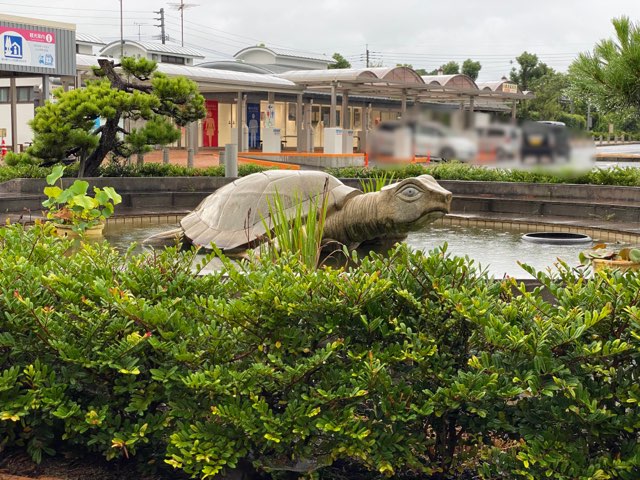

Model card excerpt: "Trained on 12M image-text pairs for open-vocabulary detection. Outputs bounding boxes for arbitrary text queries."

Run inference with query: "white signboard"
[501,83,518,94]
[0,26,56,69]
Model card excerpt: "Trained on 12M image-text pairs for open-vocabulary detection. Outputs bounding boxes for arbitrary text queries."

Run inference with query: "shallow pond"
[104,221,594,278]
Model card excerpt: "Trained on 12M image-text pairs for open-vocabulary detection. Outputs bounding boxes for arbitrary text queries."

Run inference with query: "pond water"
[104,221,592,278]
[404,224,587,278]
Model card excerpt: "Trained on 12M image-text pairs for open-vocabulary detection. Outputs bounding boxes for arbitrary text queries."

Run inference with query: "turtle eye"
[397,186,422,200]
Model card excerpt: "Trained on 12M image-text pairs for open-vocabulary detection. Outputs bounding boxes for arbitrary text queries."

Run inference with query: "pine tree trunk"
[78,117,120,177]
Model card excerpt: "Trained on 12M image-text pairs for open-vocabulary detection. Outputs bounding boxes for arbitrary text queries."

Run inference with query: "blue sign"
[39,53,54,66]
[4,35,23,59]
[247,103,261,149]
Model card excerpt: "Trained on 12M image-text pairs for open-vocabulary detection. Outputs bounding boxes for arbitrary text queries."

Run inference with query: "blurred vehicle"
[475,124,521,160]
[520,121,570,162]
[368,120,477,162]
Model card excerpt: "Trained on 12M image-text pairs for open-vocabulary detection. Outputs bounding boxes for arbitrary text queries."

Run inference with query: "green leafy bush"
[42,165,122,232]
[0,224,639,479]
[3,151,41,167]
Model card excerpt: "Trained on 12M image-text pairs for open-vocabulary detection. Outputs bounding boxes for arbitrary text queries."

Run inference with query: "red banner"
[203,100,218,147]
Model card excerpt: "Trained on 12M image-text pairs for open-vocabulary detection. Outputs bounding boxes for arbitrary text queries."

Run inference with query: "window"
[160,55,185,65]
[0,87,8,103]
[17,86,35,103]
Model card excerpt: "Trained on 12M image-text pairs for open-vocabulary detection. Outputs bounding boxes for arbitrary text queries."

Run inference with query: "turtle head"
[377,174,452,231]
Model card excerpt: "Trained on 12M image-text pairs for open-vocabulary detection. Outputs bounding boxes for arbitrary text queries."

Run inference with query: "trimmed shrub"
[0,224,639,479]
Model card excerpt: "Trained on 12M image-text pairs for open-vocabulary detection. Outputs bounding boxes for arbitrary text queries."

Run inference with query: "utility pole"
[366,44,370,68]
[119,0,124,58]
[169,0,198,47]
[154,8,166,44]
[134,22,146,41]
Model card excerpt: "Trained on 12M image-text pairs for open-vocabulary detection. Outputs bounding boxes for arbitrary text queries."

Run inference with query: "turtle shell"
[180,170,361,250]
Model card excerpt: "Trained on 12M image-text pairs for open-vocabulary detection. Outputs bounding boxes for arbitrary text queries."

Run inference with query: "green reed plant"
[259,180,330,270]
[359,170,396,193]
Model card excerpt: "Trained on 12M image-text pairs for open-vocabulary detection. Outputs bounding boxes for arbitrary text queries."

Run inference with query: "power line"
[175,15,334,59]
[164,26,244,53]
[164,18,248,48]
[0,1,150,13]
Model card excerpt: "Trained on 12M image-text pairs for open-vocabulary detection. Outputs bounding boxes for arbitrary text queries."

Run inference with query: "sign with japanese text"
[0,26,56,69]
[247,103,260,149]
[203,100,218,147]
[501,83,518,94]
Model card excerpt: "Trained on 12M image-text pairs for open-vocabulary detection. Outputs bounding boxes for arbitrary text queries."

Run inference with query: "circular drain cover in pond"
[522,232,592,245]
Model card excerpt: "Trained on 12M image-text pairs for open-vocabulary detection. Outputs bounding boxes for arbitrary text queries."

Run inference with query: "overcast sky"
[6,0,640,81]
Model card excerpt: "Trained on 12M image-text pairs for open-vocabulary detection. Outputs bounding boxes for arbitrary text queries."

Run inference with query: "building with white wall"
[233,46,334,71]
[99,40,204,66]
[75,33,105,55]
[0,76,40,147]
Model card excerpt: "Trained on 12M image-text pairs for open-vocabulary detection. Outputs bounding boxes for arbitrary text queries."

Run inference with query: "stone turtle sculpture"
[144,170,452,251]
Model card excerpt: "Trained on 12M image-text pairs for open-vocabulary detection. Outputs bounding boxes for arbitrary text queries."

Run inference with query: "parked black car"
[520,121,570,162]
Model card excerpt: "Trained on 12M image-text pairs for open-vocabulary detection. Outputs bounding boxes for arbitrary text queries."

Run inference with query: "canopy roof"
[279,67,530,103]
[75,54,301,93]
[74,56,530,102]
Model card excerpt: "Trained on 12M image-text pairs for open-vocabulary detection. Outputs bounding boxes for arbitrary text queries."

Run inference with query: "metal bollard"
[225,144,238,177]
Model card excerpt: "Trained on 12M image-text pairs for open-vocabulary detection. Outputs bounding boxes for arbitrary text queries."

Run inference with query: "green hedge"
[7,161,640,188]
[98,162,269,178]
[330,163,640,187]
[0,162,268,182]
[1,224,639,479]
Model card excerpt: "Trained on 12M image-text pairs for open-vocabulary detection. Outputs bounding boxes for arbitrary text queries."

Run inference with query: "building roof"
[196,61,299,75]
[75,54,300,93]
[268,47,334,63]
[277,68,381,83]
[234,45,334,64]
[76,32,106,46]
[421,74,479,92]
[99,40,205,59]
[0,13,75,30]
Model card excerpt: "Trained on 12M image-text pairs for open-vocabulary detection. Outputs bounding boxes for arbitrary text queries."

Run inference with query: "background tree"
[509,51,551,91]
[427,61,460,75]
[440,60,460,74]
[27,57,205,177]
[522,71,587,126]
[569,16,640,118]
[329,53,351,69]
[461,58,481,80]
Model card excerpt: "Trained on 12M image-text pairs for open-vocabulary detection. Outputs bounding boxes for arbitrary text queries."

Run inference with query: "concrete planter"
[592,258,640,273]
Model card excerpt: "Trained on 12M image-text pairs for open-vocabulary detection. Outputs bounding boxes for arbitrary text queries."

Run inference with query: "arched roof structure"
[476,79,521,94]
[421,74,479,92]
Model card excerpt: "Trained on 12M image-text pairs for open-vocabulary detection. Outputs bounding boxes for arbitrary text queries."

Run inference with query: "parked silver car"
[475,124,522,160]
[369,120,477,161]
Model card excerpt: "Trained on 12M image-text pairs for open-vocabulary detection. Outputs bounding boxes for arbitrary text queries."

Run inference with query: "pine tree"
[28,57,205,177]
